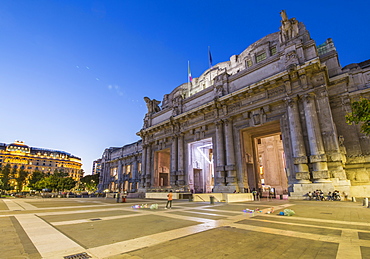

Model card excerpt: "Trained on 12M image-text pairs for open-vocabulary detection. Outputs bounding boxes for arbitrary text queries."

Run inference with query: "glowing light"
[196,143,213,164]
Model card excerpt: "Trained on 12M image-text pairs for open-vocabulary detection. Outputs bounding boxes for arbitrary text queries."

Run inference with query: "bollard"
[352,197,356,202]
[210,196,215,205]
[363,197,368,207]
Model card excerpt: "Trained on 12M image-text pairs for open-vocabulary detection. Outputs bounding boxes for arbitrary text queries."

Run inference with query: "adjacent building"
[92,158,102,175]
[98,11,370,198]
[0,141,83,181]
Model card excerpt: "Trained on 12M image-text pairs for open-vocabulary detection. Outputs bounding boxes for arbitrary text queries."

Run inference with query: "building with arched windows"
[98,11,370,198]
[0,141,83,181]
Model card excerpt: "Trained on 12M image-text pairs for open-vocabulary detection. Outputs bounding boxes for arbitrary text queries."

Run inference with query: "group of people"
[307,190,347,201]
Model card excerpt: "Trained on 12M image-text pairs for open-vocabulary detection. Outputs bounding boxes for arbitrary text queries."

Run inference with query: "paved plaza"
[1,196,370,259]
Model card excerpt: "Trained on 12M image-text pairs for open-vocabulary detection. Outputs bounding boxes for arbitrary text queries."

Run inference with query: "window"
[270,46,277,56]
[246,60,252,67]
[256,52,266,63]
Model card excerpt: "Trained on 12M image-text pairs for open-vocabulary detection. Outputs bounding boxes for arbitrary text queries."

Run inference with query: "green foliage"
[0,164,13,190]
[28,171,46,191]
[36,174,76,192]
[80,173,99,191]
[346,98,370,135]
[58,177,77,191]
[15,167,28,191]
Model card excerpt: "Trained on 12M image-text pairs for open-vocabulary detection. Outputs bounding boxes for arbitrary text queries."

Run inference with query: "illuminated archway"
[188,138,214,193]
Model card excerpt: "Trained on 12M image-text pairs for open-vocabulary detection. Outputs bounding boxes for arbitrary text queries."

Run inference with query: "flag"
[208,46,213,68]
[188,61,192,83]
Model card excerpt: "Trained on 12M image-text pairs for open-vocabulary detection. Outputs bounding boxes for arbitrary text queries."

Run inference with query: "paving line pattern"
[4,200,370,259]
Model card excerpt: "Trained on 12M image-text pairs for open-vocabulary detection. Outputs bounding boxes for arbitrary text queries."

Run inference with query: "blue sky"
[1,0,369,175]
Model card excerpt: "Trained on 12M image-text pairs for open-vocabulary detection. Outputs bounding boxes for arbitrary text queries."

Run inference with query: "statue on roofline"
[279,10,299,43]
[144,97,161,114]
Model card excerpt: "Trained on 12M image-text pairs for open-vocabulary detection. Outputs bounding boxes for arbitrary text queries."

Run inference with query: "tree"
[15,167,28,191]
[58,177,77,191]
[35,173,76,192]
[80,173,99,191]
[346,98,370,135]
[0,164,13,191]
[28,171,46,191]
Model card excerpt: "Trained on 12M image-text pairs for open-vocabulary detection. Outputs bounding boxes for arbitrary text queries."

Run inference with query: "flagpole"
[208,46,212,69]
[188,60,190,86]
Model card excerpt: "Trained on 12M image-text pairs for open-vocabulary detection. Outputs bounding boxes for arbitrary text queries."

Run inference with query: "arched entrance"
[188,138,214,193]
[154,148,170,187]
[242,121,288,196]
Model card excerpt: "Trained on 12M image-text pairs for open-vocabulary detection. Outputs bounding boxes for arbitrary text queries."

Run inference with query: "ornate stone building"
[98,141,142,193]
[99,11,370,198]
[0,141,83,181]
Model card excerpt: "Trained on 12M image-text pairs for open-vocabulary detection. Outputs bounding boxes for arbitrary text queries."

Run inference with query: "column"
[303,93,329,182]
[224,118,237,188]
[215,120,226,187]
[145,144,152,188]
[177,134,185,186]
[132,160,139,191]
[117,162,123,191]
[170,135,178,186]
[122,163,127,191]
[286,97,310,183]
[140,145,147,188]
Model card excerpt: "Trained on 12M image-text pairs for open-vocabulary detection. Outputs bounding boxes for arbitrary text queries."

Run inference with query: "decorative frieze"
[312,170,330,179]
[293,156,308,164]
[268,85,285,98]
[309,154,327,163]
[228,102,241,113]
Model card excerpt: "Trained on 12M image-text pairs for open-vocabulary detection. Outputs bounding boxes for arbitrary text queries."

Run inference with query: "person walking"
[165,190,173,209]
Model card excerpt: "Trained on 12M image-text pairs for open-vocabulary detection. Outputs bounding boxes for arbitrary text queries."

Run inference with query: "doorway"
[154,148,170,187]
[256,134,288,195]
[188,138,214,193]
[241,121,288,195]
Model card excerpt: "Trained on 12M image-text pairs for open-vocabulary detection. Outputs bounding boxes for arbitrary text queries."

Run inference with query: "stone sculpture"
[279,10,299,43]
[144,97,161,114]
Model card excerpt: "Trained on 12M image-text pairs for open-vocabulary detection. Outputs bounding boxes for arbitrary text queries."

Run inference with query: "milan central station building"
[98,12,370,199]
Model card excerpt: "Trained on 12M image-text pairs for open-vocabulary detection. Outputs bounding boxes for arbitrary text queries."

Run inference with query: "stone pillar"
[302,93,329,182]
[122,163,127,191]
[100,163,110,191]
[132,159,138,191]
[215,120,226,187]
[177,134,185,186]
[145,144,152,188]
[117,162,123,191]
[317,90,346,180]
[224,118,237,189]
[170,135,178,186]
[105,165,113,191]
[141,145,147,188]
[286,97,310,183]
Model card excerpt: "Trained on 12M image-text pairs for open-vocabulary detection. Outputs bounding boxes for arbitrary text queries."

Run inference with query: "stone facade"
[98,141,142,193]
[0,141,83,183]
[99,11,370,198]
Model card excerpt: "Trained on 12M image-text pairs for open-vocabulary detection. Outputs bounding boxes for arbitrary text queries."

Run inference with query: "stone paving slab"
[280,201,370,222]
[2,198,370,258]
[361,246,370,258]
[255,215,370,231]
[27,200,103,208]
[0,199,9,210]
[40,209,136,222]
[55,214,200,249]
[121,226,339,259]
[167,210,227,220]
[237,218,342,236]
[0,216,41,259]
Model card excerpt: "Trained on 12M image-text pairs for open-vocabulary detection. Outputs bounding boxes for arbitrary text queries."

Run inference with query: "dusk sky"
[1,0,369,175]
